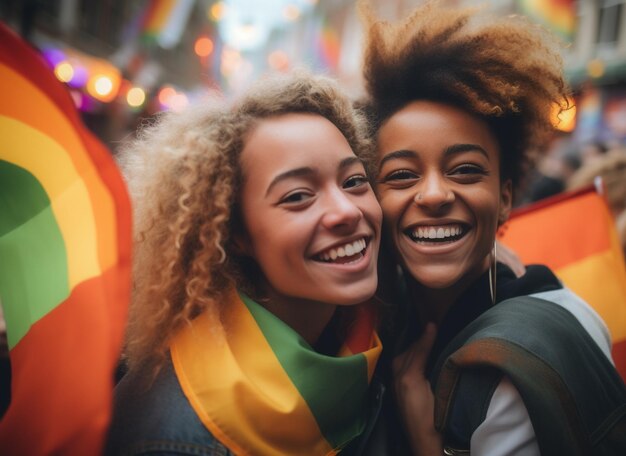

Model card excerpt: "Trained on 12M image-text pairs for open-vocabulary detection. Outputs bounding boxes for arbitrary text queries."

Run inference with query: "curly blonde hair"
[358,0,570,188]
[119,71,372,374]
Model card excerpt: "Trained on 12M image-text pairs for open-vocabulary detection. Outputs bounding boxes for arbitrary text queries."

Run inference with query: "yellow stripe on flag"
[171,290,333,456]
[0,63,119,273]
[1,117,101,287]
[557,249,626,342]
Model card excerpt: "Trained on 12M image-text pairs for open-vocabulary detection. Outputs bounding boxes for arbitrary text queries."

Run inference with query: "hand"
[496,241,526,278]
[392,323,442,456]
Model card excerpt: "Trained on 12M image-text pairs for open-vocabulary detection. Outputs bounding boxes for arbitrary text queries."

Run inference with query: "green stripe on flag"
[240,293,368,448]
[0,160,70,349]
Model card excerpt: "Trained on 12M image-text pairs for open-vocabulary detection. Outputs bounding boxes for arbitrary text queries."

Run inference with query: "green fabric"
[0,160,69,349]
[239,292,369,449]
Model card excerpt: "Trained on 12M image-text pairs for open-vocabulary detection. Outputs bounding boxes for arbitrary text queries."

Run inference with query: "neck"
[407,261,491,325]
[261,288,338,346]
[408,281,462,325]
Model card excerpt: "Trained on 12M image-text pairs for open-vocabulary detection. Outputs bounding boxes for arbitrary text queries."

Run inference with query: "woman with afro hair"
[358,1,626,454]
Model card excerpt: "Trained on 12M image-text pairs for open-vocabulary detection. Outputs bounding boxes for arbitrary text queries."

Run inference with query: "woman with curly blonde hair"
[105,71,388,455]
[358,1,626,454]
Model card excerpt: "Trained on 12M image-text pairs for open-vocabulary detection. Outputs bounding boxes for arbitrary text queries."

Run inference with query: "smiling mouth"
[405,224,468,244]
[314,238,369,264]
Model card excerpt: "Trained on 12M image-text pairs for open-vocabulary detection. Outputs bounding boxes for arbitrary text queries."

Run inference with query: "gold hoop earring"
[488,241,497,305]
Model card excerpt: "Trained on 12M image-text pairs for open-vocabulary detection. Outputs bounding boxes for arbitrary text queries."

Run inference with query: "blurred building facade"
[3,0,626,152]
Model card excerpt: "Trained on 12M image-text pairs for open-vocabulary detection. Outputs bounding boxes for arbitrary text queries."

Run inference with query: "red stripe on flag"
[613,340,626,383]
[0,270,127,455]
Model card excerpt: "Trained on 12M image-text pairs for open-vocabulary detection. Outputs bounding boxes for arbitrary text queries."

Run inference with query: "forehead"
[377,101,499,157]
[240,113,356,175]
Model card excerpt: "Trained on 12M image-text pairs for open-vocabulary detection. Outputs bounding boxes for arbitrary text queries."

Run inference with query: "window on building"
[597,0,623,45]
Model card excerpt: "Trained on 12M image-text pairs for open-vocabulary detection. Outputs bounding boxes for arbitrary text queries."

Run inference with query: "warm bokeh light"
[209,1,227,21]
[284,5,301,21]
[86,69,121,103]
[194,36,214,57]
[552,98,577,132]
[54,61,74,83]
[587,59,605,79]
[168,93,189,112]
[158,86,177,105]
[221,47,243,77]
[126,87,146,107]
[94,76,113,96]
[268,50,290,71]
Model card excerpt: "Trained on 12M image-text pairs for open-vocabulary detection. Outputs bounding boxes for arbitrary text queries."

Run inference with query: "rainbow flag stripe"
[499,185,626,380]
[0,23,131,454]
[141,0,177,41]
[518,0,576,40]
[171,290,381,455]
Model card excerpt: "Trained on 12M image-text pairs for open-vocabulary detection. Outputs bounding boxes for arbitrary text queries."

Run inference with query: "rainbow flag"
[0,23,131,454]
[518,0,576,41]
[141,0,195,49]
[171,291,381,455]
[315,17,340,71]
[499,185,626,380]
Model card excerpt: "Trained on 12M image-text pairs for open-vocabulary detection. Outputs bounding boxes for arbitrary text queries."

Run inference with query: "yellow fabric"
[0,117,102,288]
[171,290,335,456]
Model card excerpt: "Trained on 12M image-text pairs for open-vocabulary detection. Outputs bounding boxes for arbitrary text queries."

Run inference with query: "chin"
[406,266,464,291]
[329,282,378,306]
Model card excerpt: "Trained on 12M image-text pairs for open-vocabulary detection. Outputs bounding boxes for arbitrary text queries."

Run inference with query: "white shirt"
[470,288,613,456]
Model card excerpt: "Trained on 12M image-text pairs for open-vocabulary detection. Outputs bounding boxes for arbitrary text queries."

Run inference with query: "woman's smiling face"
[237,113,382,311]
[375,101,512,293]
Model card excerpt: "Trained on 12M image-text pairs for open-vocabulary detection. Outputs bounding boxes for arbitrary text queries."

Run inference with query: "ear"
[498,179,513,226]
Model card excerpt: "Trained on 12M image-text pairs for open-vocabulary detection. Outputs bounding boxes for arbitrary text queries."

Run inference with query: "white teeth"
[317,238,367,262]
[411,224,464,241]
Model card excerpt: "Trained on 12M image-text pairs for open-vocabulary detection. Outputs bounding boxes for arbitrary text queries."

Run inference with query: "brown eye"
[279,191,313,205]
[381,169,418,183]
[344,175,368,189]
[451,164,487,175]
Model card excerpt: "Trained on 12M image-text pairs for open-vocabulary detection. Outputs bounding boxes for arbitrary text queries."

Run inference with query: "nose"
[321,187,362,230]
[414,173,455,210]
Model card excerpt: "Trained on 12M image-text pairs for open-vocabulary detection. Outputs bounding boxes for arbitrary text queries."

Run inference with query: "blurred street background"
[2,0,626,214]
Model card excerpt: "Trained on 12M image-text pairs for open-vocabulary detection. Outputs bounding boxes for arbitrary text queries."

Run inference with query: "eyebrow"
[378,143,489,171]
[265,156,363,196]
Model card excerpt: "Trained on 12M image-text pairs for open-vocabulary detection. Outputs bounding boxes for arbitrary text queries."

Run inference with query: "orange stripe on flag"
[0,271,125,454]
[500,189,611,270]
[499,185,626,380]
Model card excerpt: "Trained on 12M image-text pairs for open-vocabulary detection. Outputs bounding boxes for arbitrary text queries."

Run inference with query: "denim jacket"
[105,357,386,456]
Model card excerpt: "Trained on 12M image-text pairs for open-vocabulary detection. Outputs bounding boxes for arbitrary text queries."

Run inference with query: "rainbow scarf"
[170,290,382,455]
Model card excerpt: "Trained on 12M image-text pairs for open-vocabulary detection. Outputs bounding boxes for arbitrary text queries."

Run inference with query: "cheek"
[472,189,503,231]
[378,191,408,226]
[363,193,383,228]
